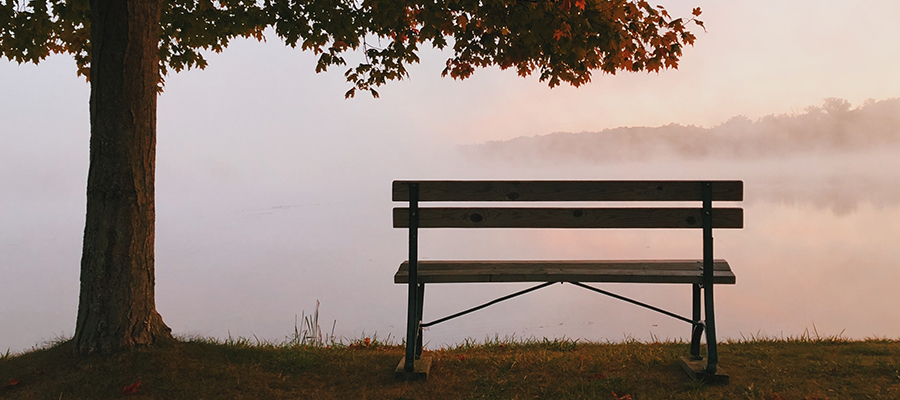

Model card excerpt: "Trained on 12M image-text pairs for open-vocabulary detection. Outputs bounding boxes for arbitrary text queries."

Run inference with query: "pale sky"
[1,0,899,353]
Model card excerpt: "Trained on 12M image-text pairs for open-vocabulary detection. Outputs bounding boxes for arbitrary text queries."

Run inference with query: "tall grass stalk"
[287,300,335,347]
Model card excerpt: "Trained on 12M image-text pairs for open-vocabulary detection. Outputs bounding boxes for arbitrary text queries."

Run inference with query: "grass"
[2,333,899,399]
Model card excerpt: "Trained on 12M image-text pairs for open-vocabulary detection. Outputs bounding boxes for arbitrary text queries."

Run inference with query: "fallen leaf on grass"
[611,391,633,400]
[7,378,19,387]
[123,381,141,395]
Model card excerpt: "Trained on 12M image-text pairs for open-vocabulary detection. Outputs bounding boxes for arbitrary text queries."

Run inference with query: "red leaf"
[123,381,142,395]
[692,7,702,16]
[8,378,19,386]
[553,22,572,41]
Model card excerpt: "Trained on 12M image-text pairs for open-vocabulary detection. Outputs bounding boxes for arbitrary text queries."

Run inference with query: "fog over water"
[447,99,900,346]
[3,0,900,354]
[3,90,899,353]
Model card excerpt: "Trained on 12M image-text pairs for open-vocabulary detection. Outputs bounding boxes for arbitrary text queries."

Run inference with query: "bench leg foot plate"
[395,356,432,381]
[679,356,729,385]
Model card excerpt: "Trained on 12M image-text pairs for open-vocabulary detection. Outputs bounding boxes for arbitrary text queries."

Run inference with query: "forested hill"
[463,98,900,164]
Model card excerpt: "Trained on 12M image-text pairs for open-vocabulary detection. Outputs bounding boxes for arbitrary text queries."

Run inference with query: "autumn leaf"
[553,22,572,40]
[7,378,19,386]
[123,381,141,395]
[692,7,702,16]
[693,19,705,32]
[611,391,634,400]
[575,0,586,11]
[645,57,663,72]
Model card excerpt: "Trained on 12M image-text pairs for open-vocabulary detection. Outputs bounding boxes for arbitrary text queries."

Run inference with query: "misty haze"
[3,91,900,354]
[464,98,900,214]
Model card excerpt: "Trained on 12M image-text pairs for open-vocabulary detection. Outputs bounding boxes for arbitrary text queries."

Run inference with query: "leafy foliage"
[1,0,702,95]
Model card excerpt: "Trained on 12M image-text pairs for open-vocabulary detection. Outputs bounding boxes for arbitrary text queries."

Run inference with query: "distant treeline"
[463,98,900,163]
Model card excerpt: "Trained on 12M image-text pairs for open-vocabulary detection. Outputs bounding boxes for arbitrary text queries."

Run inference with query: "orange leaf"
[575,0,586,10]
[8,378,19,386]
[553,22,572,40]
[123,381,142,395]
[611,392,634,400]
[692,7,702,16]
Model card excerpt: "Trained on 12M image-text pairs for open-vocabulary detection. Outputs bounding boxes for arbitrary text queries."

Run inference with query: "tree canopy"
[2,0,703,96]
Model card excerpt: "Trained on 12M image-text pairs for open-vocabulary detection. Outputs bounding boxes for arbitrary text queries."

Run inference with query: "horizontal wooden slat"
[395,260,736,284]
[393,180,743,202]
[394,207,743,229]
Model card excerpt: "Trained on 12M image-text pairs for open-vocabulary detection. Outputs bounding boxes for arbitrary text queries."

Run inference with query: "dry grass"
[1,334,899,399]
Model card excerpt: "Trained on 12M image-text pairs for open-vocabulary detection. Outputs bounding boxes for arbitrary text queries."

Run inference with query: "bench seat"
[395,260,736,284]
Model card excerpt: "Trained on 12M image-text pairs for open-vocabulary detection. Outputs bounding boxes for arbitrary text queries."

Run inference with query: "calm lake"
[3,132,899,354]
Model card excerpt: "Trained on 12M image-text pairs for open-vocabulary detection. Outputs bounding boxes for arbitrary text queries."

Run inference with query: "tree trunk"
[73,0,171,355]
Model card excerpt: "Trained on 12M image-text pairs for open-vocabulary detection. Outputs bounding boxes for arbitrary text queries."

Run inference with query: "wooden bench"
[392,180,742,382]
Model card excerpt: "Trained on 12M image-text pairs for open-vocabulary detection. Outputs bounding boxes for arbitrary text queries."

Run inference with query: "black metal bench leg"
[701,181,720,376]
[690,283,703,360]
[403,281,418,372]
[415,283,425,359]
[403,183,419,373]
[704,282,719,374]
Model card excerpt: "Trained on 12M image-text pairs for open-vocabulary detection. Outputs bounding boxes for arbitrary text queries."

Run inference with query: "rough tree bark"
[73,0,172,355]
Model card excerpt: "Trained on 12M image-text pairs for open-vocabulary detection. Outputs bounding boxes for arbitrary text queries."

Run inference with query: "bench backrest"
[393,181,743,230]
